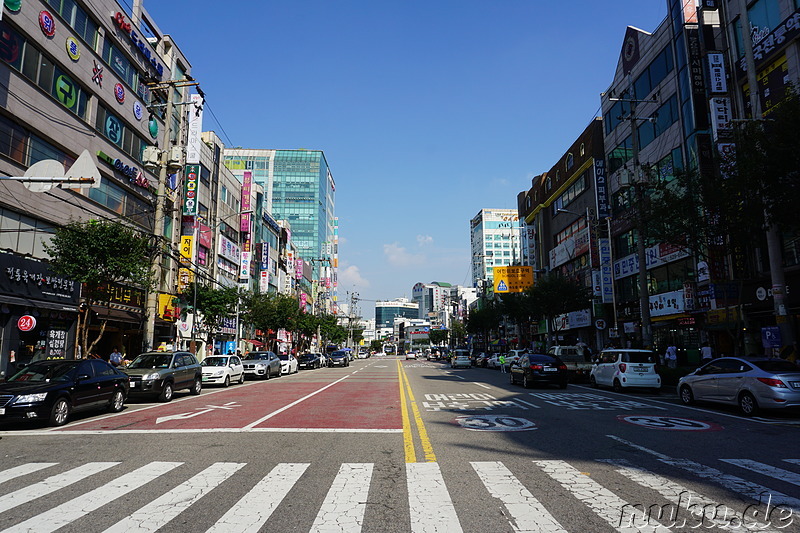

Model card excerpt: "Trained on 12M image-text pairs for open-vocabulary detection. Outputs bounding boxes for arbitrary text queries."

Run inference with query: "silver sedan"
[677,357,800,416]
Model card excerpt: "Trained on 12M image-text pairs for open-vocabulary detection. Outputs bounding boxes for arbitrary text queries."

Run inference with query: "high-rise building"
[470,209,522,289]
[375,299,419,328]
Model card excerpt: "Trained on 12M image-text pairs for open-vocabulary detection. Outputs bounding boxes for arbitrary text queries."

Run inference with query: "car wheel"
[679,386,694,405]
[264,369,271,380]
[223,375,230,388]
[523,375,530,389]
[108,390,125,412]
[159,382,174,402]
[509,372,515,385]
[191,378,202,395]
[739,391,758,417]
[589,375,598,388]
[612,379,623,393]
[239,372,245,384]
[49,397,70,426]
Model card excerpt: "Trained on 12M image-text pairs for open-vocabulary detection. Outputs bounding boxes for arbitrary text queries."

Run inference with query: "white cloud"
[416,234,434,247]
[338,264,370,289]
[384,242,426,267]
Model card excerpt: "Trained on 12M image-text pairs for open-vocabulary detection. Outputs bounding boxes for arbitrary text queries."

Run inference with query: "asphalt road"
[0,356,799,532]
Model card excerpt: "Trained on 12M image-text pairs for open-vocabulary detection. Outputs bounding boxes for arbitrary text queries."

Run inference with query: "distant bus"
[383,343,396,355]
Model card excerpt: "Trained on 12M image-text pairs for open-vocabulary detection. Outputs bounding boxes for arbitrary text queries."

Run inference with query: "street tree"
[465,301,501,350]
[524,273,592,345]
[428,329,448,347]
[241,292,300,352]
[44,219,152,359]
[182,282,240,351]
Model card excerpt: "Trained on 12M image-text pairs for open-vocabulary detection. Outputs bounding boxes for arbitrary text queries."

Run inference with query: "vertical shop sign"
[183,165,199,216]
[594,159,610,219]
[707,52,727,93]
[598,237,613,304]
[186,94,203,164]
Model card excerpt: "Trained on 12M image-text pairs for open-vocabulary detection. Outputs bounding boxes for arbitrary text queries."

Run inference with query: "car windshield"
[202,357,228,367]
[622,352,657,364]
[331,352,346,357]
[530,355,558,364]
[9,362,78,383]
[244,353,269,360]
[752,360,800,372]
[127,354,173,369]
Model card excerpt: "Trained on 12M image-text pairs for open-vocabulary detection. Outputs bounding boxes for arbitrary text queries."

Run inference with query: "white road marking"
[0,463,57,485]
[603,459,780,532]
[4,461,183,533]
[310,463,373,532]
[104,462,245,533]
[608,436,800,512]
[720,459,800,487]
[406,462,463,533]
[207,463,308,533]
[472,382,492,389]
[244,374,353,428]
[0,427,403,436]
[471,461,566,532]
[534,460,672,533]
[514,398,540,409]
[0,462,118,514]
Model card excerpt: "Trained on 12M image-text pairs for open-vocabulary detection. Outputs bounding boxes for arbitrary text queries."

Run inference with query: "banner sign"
[295,258,304,280]
[649,290,685,317]
[183,164,199,216]
[1,254,79,306]
[186,94,204,164]
[218,235,241,263]
[598,237,614,304]
[180,235,193,264]
[259,270,269,292]
[707,52,727,93]
[614,244,690,280]
[594,159,611,219]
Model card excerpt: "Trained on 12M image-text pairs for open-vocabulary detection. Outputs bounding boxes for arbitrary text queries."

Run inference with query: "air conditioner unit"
[167,146,183,169]
[142,146,161,170]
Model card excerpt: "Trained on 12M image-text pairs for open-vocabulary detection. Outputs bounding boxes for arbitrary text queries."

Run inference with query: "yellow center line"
[397,360,416,463]
[397,360,437,463]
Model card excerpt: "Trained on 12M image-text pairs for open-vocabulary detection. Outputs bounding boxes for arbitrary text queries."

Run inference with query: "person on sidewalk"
[700,342,713,362]
[665,344,678,369]
[499,354,507,373]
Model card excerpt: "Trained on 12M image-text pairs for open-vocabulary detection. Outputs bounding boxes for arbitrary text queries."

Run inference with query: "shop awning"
[0,294,78,313]
[245,339,264,347]
[91,305,143,324]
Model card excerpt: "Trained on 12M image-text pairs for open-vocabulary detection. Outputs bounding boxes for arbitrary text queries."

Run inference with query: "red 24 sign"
[17,315,36,332]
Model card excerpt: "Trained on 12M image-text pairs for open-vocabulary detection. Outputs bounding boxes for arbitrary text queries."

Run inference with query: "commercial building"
[375,298,419,329]
[469,208,522,293]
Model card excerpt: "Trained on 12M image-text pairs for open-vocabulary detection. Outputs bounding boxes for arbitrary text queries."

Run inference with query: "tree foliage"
[44,219,152,358]
[428,329,448,346]
[183,282,240,347]
[524,273,592,336]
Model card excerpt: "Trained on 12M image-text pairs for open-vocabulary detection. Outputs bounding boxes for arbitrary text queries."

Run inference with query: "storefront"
[0,254,80,378]
[87,282,146,360]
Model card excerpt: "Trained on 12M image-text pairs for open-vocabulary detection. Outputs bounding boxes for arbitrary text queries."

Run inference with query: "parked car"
[487,354,500,369]
[590,349,661,392]
[242,351,281,379]
[406,351,417,360]
[510,353,569,389]
[547,345,593,381]
[475,353,491,367]
[298,353,323,369]
[0,359,128,426]
[451,354,472,369]
[328,350,350,367]
[124,351,202,402]
[678,357,800,416]
[201,355,244,387]
[278,354,299,375]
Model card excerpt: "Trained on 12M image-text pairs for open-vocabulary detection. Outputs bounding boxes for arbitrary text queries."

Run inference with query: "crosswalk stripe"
[534,460,672,533]
[658,458,800,512]
[603,459,781,533]
[471,461,566,533]
[103,462,246,533]
[406,462,462,533]
[3,461,182,533]
[721,459,800,487]
[0,463,57,485]
[0,462,118,514]
[310,463,373,532]
[206,463,309,533]
[784,459,800,466]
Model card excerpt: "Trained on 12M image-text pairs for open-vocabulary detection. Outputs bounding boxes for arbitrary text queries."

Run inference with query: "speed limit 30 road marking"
[618,415,723,431]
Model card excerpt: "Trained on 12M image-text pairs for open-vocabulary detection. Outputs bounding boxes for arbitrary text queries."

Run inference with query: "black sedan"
[328,350,350,367]
[510,353,569,389]
[0,359,129,426]
[298,353,323,369]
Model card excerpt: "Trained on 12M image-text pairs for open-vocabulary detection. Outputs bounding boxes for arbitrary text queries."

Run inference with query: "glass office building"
[223,149,336,271]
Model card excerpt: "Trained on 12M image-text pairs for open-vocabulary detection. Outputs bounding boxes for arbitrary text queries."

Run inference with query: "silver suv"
[124,351,202,402]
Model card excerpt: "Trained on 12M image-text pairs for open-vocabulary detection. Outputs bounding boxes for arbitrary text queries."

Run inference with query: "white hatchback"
[590,349,661,392]
[201,355,245,387]
[278,354,299,374]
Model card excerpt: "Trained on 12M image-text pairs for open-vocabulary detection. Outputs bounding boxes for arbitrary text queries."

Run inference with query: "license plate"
[130,382,136,388]
[0,408,5,415]
[791,381,800,389]
[544,367,558,372]
[632,366,648,372]
[202,377,210,382]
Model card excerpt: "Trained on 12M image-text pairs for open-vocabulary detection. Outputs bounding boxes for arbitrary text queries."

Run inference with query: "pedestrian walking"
[700,342,713,362]
[665,344,678,369]
[499,353,507,373]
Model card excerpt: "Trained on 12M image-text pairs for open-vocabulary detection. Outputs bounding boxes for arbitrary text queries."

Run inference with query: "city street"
[0,356,799,532]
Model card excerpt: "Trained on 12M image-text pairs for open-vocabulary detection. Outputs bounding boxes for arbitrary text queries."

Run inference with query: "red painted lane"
[256,380,401,429]
[57,374,401,431]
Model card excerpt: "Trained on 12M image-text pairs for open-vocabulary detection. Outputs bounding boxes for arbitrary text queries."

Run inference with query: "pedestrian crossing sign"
[493,266,534,293]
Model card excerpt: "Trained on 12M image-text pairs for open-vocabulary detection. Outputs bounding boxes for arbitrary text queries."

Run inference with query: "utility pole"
[142,78,202,352]
[737,0,794,349]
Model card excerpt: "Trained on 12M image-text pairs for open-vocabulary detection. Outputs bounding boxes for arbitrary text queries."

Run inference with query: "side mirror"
[76,374,91,381]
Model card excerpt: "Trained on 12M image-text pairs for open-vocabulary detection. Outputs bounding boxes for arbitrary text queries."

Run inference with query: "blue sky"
[142,1,668,306]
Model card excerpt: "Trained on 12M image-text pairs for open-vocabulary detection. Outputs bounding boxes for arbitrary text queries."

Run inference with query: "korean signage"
[94,282,145,309]
[613,244,690,280]
[178,268,194,293]
[183,165,199,216]
[493,266,534,293]
[709,97,732,141]
[594,159,610,219]
[198,224,212,249]
[96,151,149,190]
[219,317,237,335]
[598,237,614,304]
[180,236,193,264]
[735,9,800,77]
[295,258,304,280]
[649,290,685,318]
[1,254,80,307]
[158,293,180,320]
[46,327,68,359]
[549,229,588,269]
[259,270,269,293]
[186,94,203,164]
[553,309,591,331]
[112,12,164,78]
[218,235,241,264]
[706,52,727,93]
[240,252,251,281]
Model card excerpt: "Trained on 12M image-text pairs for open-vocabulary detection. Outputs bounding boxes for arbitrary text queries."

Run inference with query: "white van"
[590,349,661,392]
